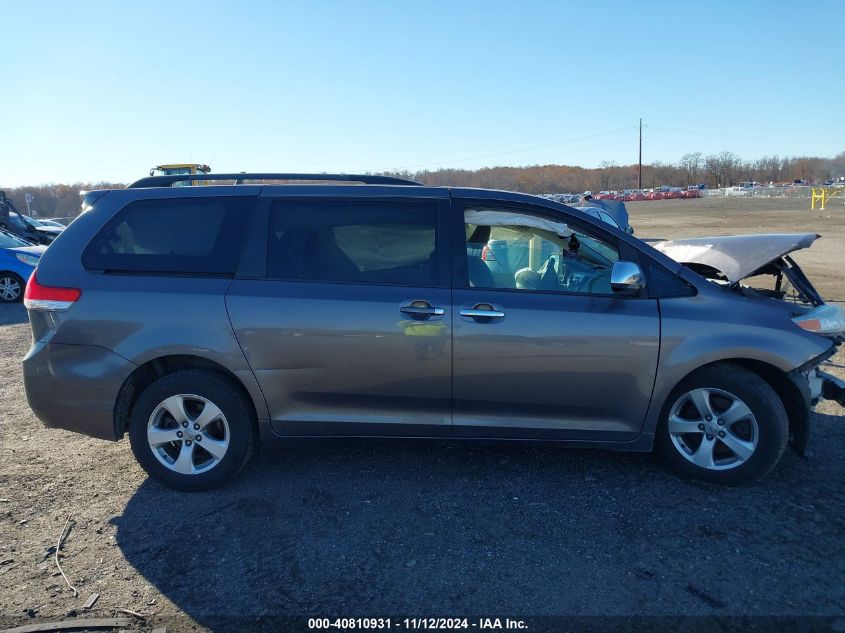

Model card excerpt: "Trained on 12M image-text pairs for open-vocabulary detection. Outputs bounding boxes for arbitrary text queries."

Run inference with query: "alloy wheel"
[668,387,758,470]
[147,394,230,475]
[0,276,21,301]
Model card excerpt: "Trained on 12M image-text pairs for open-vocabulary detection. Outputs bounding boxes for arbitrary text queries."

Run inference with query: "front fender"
[643,292,832,437]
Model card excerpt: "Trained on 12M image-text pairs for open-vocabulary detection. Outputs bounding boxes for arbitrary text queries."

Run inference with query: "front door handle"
[460,303,505,320]
[400,300,445,319]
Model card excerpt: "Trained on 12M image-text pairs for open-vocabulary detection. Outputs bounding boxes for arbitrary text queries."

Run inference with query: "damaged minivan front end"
[654,232,845,412]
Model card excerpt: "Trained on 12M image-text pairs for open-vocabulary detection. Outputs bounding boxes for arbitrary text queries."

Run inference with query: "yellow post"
[811,188,826,210]
[812,188,842,210]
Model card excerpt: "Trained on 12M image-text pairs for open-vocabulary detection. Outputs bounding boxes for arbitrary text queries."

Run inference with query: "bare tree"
[679,152,703,185]
[703,155,722,187]
[716,152,741,187]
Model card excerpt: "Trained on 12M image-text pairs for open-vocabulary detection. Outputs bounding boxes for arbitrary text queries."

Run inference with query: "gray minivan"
[22,174,845,490]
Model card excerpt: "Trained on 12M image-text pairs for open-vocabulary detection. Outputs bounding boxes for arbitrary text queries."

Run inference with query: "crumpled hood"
[652,233,819,283]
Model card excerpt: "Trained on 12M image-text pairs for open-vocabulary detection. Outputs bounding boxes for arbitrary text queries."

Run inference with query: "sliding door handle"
[460,309,505,318]
[400,300,445,319]
[460,303,505,320]
[401,305,445,316]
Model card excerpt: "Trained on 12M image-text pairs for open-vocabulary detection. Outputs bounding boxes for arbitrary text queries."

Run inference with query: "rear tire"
[655,363,788,485]
[0,272,24,303]
[128,370,256,491]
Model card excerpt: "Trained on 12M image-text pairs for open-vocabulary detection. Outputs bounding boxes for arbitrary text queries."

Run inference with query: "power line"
[647,124,816,145]
[522,136,640,165]
[642,134,767,152]
[387,126,638,171]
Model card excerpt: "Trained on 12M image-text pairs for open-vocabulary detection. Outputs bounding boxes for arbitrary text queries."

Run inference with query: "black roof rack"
[127,173,421,189]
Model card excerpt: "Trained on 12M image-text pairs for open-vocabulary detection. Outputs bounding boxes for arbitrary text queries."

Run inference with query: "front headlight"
[793,304,845,337]
[15,253,40,267]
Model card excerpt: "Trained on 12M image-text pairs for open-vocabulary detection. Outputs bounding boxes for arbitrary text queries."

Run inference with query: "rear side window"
[268,200,438,286]
[83,197,254,274]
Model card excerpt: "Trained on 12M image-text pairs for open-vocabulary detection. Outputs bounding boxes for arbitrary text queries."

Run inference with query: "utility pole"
[638,118,643,190]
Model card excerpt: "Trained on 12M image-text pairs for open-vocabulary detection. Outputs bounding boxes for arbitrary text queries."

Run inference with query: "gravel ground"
[1,198,844,632]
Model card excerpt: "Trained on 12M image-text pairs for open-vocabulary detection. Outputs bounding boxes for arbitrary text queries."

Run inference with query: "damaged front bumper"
[811,368,845,407]
[788,350,841,456]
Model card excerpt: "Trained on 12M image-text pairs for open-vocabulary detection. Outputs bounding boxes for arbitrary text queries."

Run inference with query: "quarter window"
[82,197,254,274]
[267,200,438,286]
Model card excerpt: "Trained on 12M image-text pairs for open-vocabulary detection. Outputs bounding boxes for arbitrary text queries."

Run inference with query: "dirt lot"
[1,197,844,632]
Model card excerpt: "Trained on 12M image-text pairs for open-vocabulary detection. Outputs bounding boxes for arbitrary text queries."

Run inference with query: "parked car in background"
[576,206,622,229]
[36,218,67,229]
[0,212,63,244]
[52,216,78,226]
[0,229,43,302]
[579,196,634,234]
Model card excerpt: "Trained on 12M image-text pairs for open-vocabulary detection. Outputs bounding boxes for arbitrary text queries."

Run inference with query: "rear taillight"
[481,245,496,261]
[23,271,81,312]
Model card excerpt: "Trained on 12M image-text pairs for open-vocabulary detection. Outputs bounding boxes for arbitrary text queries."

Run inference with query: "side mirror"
[626,226,635,235]
[610,261,645,294]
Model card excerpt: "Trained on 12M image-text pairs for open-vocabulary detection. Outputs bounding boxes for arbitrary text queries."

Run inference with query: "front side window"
[82,196,254,274]
[268,200,437,286]
[464,207,619,294]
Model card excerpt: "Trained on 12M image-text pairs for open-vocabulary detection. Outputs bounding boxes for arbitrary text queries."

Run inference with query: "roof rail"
[127,173,421,188]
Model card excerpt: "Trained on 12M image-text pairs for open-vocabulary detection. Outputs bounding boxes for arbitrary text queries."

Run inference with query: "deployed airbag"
[465,208,573,238]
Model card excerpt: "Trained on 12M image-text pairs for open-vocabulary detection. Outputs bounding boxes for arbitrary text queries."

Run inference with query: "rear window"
[82,197,255,274]
[267,200,438,286]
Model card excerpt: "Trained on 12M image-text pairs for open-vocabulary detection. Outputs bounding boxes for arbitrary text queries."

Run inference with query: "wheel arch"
[113,354,262,440]
[663,358,809,455]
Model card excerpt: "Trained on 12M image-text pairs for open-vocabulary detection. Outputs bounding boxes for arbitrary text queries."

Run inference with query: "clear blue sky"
[1,0,843,186]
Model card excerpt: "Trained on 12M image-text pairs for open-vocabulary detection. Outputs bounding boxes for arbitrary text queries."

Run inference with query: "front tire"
[128,370,256,491]
[655,363,788,485]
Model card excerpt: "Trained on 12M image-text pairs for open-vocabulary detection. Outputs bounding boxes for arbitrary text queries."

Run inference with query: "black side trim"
[271,421,451,438]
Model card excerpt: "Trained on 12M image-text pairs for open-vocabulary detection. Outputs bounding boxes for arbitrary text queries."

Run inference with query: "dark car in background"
[0,212,63,245]
[21,173,844,491]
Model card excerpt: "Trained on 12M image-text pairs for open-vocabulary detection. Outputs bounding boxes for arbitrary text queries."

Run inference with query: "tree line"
[2,151,843,217]
[385,151,845,195]
[0,182,124,219]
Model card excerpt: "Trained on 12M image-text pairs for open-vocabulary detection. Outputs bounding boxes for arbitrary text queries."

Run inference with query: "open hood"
[652,233,819,283]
